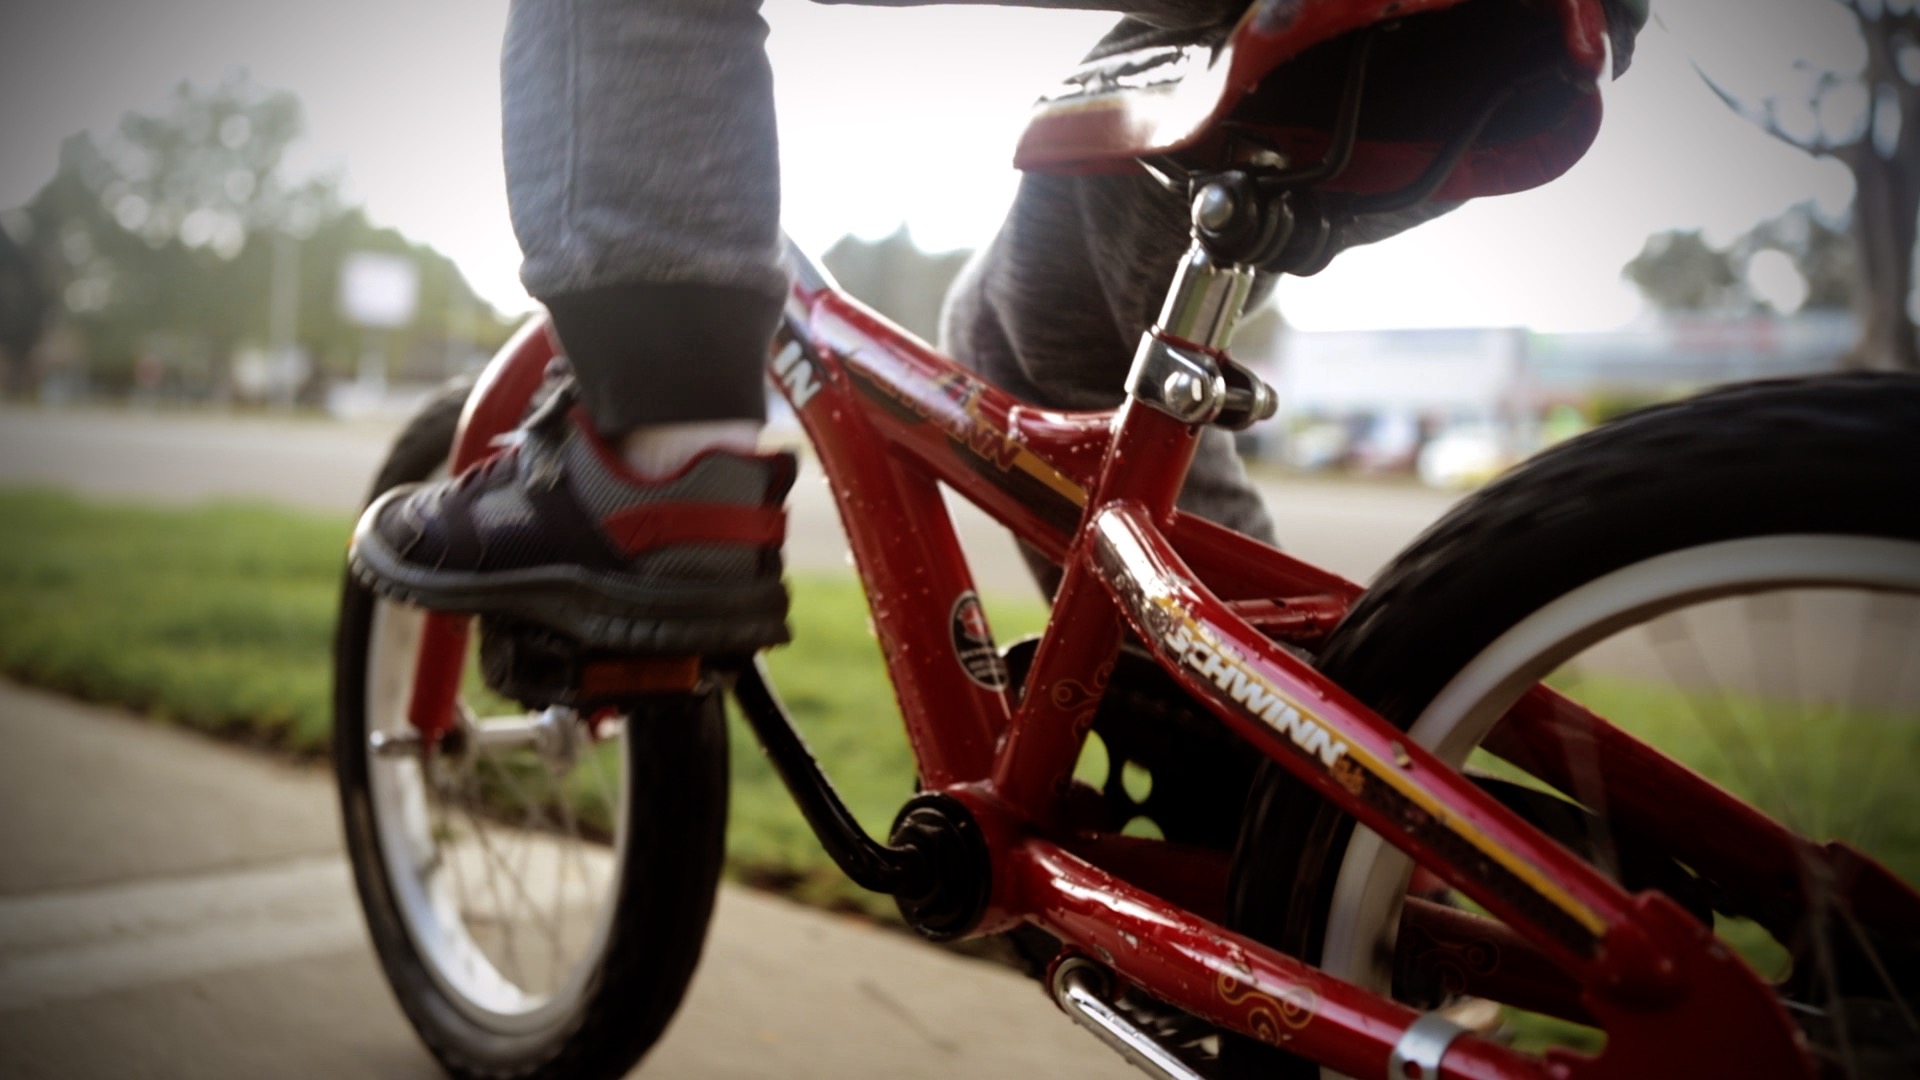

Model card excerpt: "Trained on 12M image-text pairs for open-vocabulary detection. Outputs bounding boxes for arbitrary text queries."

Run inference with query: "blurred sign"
[339,252,419,329]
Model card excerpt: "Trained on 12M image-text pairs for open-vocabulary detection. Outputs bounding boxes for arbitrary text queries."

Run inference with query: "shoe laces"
[467,379,580,494]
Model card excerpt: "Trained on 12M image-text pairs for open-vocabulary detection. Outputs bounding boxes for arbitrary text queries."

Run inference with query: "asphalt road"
[0,403,1461,594]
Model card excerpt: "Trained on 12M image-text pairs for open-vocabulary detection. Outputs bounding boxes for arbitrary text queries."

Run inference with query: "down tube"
[406,316,557,737]
[769,311,1007,787]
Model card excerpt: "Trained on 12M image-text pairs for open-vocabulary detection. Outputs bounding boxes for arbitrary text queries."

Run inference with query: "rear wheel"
[334,382,730,1080]
[1228,374,1920,1077]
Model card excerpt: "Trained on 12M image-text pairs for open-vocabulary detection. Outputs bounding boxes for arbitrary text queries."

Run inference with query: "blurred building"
[1236,311,1856,482]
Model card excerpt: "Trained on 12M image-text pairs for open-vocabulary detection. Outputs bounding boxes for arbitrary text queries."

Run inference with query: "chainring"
[1003,638,1262,851]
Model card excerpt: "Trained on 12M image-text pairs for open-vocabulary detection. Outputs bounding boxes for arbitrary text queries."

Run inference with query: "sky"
[0,0,1865,333]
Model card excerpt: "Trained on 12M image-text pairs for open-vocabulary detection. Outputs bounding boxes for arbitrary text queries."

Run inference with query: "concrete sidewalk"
[0,681,1135,1079]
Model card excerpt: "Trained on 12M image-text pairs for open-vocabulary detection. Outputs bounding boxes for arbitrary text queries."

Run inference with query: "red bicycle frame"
[356,0,1920,1070]
[398,247,1918,1077]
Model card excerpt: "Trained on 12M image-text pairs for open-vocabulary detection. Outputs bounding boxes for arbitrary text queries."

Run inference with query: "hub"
[888,794,991,941]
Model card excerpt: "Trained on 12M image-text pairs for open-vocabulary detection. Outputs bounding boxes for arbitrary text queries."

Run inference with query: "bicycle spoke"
[1838,903,1920,1037]
[502,765,546,988]
[550,759,580,994]
[470,761,568,989]
[458,777,523,986]
[1843,597,1917,861]
[435,765,471,923]
[1547,663,1624,884]
[467,803,539,987]
[489,754,551,972]
[1648,610,1805,836]
[1744,593,1817,836]
[1807,883,1861,1079]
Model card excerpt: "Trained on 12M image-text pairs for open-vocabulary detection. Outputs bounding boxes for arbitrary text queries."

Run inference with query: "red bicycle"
[334,2,1920,1077]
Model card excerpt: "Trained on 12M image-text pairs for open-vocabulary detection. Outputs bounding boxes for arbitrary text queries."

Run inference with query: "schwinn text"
[1168,623,1349,769]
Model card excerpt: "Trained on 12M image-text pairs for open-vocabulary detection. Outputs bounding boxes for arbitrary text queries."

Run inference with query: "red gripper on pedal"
[579,655,702,699]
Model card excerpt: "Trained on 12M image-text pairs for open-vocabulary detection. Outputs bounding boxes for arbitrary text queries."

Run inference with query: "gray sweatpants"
[502,0,1272,551]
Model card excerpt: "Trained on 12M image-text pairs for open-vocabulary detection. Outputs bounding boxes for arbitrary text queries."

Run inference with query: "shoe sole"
[349,498,790,655]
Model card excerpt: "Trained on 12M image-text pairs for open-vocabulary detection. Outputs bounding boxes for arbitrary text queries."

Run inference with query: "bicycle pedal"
[478,617,703,710]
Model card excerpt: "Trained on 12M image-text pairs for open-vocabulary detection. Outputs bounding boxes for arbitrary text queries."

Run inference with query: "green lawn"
[1543,670,1920,885]
[0,487,1047,917]
[0,490,344,748]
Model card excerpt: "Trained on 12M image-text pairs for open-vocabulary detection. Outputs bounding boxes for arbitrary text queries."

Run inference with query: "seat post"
[1156,242,1254,354]
[1123,183,1276,429]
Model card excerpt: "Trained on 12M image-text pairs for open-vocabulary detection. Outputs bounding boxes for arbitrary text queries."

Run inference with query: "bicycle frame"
[396,248,1917,1078]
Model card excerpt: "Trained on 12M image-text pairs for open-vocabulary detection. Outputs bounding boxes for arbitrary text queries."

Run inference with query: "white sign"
[339,252,420,329]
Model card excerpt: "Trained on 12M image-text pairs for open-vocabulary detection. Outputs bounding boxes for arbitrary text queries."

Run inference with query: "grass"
[4,487,1915,1040]
[0,487,1048,917]
[0,490,342,748]
[1544,669,1920,885]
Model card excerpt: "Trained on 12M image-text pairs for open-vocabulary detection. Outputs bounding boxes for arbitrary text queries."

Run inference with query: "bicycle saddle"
[1015,0,1616,204]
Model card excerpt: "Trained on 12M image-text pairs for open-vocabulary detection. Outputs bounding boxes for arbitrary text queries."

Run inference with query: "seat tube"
[992,238,1257,817]
[1103,237,1259,517]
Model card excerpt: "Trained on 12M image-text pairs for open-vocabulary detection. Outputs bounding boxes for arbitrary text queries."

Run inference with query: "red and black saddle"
[1016,0,1626,205]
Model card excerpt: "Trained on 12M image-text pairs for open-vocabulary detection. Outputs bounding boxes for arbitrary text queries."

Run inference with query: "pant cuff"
[545,281,781,435]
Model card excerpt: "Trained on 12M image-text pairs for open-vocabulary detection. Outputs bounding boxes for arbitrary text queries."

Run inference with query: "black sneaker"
[349,388,794,654]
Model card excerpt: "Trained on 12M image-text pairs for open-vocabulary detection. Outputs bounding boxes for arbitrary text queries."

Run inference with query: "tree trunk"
[1844,148,1919,371]
[1840,23,1920,373]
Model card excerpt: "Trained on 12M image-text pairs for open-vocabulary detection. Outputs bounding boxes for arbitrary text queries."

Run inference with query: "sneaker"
[349,385,794,654]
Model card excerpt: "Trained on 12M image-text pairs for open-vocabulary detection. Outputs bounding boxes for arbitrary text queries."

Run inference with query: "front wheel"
[334,381,730,1080]
[1228,374,1920,1077]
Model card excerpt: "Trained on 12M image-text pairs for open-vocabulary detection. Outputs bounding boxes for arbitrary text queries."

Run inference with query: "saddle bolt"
[1164,370,1207,411]
[1193,183,1237,232]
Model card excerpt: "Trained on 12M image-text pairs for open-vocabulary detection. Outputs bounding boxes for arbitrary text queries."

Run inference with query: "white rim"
[1316,535,1920,1062]
[363,599,628,1034]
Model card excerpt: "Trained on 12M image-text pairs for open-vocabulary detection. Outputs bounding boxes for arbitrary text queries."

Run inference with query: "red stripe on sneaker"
[600,503,786,557]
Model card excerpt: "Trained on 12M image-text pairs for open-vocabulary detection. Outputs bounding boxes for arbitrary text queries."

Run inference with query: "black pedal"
[478,617,704,712]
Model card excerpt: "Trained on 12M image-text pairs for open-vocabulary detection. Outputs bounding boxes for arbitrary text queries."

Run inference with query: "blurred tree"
[1698,0,1919,370]
[16,70,513,398]
[36,71,343,394]
[1623,229,1745,312]
[1739,201,1856,312]
[1625,201,1856,316]
[0,219,49,398]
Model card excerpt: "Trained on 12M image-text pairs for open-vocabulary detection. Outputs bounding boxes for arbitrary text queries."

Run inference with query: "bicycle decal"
[1166,615,1349,768]
[1145,593,1608,953]
[768,327,825,410]
[1215,970,1318,1042]
[949,591,1009,691]
[842,348,1088,531]
[1043,666,1109,727]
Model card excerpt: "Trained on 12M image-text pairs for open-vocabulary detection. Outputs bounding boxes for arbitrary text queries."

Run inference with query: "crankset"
[1003,638,1265,850]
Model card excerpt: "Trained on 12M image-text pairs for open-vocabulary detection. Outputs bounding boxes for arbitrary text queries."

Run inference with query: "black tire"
[334,379,731,1080]
[1225,373,1920,1076]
